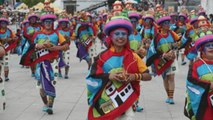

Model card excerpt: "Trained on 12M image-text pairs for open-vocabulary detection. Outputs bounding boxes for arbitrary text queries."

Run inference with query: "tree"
[21,0,55,8]
[0,0,4,5]
[21,0,44,7]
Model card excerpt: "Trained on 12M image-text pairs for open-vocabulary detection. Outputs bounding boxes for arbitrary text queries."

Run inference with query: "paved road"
[0,40,189,120]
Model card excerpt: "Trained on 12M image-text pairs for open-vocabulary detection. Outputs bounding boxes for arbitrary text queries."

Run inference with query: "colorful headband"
[179,13,187,19]
[195,35,213,50]
[190,18,198,25]
[156,16,171,25]
[28,14,40,21]
[143,15,155,21]
[128,12,140,20]
[58,18,69,24]
[104,16,133,36]
[0,18,9,24]
[40,14,57,21]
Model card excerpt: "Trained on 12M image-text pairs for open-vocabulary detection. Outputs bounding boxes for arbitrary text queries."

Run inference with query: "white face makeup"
[44,19,54,30]
[29,17,37,24]
[203,41,213,60]
[111,29,128,47]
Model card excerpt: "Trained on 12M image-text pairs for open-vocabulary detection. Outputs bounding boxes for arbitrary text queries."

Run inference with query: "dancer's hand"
[109,72,124,81]
[210,82,213,90]
[35,44,45,50]
[137,47,147,57]
[64,35,70,40]
[163,51,175,60]
[126,73,136,82]
[48,46,61,51]
[43,41,54,48]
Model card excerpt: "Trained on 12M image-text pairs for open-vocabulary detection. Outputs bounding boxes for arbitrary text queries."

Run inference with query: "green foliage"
[21,0,44,7]
[21,0,55,8]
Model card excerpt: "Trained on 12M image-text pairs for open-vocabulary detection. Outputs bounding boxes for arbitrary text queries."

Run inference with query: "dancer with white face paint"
[86,16,151,120]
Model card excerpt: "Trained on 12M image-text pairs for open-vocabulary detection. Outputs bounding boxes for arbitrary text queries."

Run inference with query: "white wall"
[76,1,107,11]
[54,0,64,9]
[201,0,213,15]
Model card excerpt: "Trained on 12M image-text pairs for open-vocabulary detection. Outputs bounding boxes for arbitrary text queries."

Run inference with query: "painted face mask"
[144,18,153,24]
[204,42,213,51]
[44,19,54,25]
[162,20,170,25]
[111,29,128,39]
[179,16,185,22]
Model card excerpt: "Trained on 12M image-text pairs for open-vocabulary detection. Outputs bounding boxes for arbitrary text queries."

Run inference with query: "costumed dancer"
[0,17,12,112]
[125,1,134,11]
[56,18,72,79]
[128,11,147,112]
[169,13,178,31]
[18,20,29,66]
[140,14,157,50]
[182,17,199,65]
[23,14,41,77]
[197,15,212,37]
[112,0,123,16]
[175,13,198,64]
[146,16,180,104]
[0,47,6,112]
[70,15,78,47]
[0,17,17,81]
[154,4,164,20]
[184,35,213,120]
[21,12,69,114]
[86,16,151,120]
[185,15,213,62]
[173,13,190,65]
[74,11,97,69]
[97,14,107,49]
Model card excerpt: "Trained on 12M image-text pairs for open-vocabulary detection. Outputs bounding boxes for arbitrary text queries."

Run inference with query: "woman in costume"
[31,13,69,114]
[97,14,107,49]
[183,15,212,64]
[184,35,213,120]
[23,14,42,77]
[19,20,29,56]
[140,14,157,50]
[128,11,147,112]
[86,16,151,120]
[128,12,145,54]
[74,11,96,69]
[146,16,180,104]
[173,13,190,65]
[0,46,6,112]
[56,18,72,79]
[0,17,16,81]
[182,17,199,63]
[197,15,212,37]
[0,17,12,112]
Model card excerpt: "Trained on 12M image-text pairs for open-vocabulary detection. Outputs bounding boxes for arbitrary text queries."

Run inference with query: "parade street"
[1,41,189,120]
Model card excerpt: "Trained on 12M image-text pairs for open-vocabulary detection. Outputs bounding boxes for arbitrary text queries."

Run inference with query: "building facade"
[63,0,107,14]
[201,0,213,15]
[63,0,76,14]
